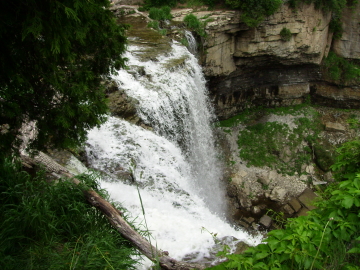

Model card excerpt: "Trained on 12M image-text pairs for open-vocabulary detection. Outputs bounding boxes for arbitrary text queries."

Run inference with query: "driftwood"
[21,152,204,270]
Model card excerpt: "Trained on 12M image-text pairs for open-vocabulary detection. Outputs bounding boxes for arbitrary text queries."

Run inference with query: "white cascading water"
[184,30,198,55]
[85,41,261,268]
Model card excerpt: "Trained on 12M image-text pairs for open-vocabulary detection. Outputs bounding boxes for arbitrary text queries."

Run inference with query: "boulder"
[269,186,288,202]
[259,215,272,228]
[325,122,346,132]
[298,188,318,210]
[289,198,302,212]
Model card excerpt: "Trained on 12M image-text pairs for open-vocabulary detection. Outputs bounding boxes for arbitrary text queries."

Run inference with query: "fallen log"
[21,152,205,270]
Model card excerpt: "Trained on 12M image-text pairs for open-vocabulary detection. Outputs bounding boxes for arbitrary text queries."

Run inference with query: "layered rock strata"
[171,2,360,119]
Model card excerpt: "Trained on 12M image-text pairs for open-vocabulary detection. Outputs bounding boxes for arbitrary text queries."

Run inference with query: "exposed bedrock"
[182,2,360,119]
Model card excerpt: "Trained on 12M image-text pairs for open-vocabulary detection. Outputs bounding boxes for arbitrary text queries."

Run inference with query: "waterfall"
[184,30,198,55]
[85,42,261,268]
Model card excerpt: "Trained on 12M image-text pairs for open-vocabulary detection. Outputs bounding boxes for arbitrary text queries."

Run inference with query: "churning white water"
[85,42,261,268]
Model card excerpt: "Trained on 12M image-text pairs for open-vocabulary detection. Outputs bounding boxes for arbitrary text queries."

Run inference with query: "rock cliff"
[171,2,360,119]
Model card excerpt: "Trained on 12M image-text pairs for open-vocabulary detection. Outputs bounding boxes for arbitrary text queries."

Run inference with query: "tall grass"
[0,158,140,270]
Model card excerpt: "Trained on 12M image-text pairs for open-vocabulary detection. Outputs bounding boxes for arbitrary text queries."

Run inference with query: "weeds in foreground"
[0,158,140,270]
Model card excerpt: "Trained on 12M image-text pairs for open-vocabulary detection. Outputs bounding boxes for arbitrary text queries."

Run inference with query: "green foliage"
[207,138,360,270]
[323,52,360,85]
[0,0,128,154]
[225,0,282,27]
[0,158,140,270]
[236,106,321,175]
[148,20,160,30]
[266,209,287,228]
[329,17,344,40]
[238,121,290,167]
[280,27,292,41]
[149,6,172,20]
[313,142,337,171]
[143,0,178,9]
[183,14,207,37]
[202,0,218,9]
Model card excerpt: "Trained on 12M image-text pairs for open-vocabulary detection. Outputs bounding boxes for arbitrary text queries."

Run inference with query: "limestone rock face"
[200,3,332,77]
[332,2,360,60]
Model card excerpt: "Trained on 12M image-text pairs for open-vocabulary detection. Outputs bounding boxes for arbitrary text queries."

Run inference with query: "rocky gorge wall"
[170,2,360,119]
[107,2,360,230]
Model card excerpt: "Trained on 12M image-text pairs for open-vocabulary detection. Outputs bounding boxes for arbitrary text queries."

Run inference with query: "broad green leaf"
[253,262,268,269]
[255,252,269,260]
[348,247,360,254]
[342,196,354,209]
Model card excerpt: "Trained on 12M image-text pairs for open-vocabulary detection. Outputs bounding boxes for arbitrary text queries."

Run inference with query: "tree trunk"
[21,152,205,270]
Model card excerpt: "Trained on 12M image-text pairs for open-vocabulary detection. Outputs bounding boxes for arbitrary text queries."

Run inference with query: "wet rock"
[227,183,238,198]
[234,241,250,254]
[259,215,272,228]
[251,205,262,215]
[107,89,140,123]
[298,188,318,210]
[243,217,255,225]
[238,220,250,229]
[289,198,302,212]
[283,204,295,215]
[297,208,309,216]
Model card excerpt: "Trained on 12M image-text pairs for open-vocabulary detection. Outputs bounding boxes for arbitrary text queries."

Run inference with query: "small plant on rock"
[280,27,292,41]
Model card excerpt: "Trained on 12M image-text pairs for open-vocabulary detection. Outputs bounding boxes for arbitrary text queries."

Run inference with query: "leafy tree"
[0,0,128,154]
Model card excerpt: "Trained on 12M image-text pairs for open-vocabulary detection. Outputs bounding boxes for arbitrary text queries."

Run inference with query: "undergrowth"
[217,104,322,175]
[323,51,360,85]
[183,13,207,37]
[0,158,141,270]
[206,137,360,270]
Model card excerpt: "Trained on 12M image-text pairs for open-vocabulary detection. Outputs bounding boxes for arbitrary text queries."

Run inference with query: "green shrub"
[148,20,160,29]
[184,13,202,29]
[329,17,344,40]
[148,6,172,20]
[207,138,360,270]
[184,13,207,37]
[280,27,292,41]
[225,0,282,27]
[144,0,178,8]
[0,158,140,270]
[230,106,321,175]
[323,51,360,84]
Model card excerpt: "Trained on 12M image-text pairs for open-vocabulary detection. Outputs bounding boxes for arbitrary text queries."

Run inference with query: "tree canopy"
[0,0,127,154]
